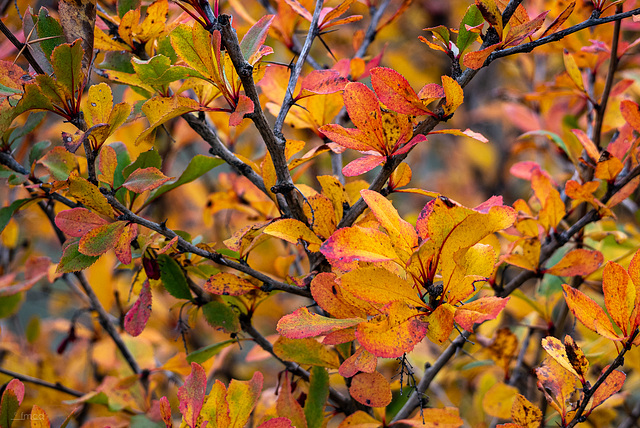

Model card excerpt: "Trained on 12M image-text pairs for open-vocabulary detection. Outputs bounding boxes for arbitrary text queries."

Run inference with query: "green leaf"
[187,339,236,364]
[50,40,84,98]
[132,55,202,89]
[28,139,51,165]
[68,175,113,216]
[0,198,31,234]
[457,4,483,54]
[305,367,329,428]
[57,237,101,273]
[36,7,65,60]
[110,142,131,189]
[202,301,240,333]
[0,293,22,318]
[273,337,340,368]
[157,254,193,300]
[123,148,162,179]
[118,0,141,18]
[145,155,224,206]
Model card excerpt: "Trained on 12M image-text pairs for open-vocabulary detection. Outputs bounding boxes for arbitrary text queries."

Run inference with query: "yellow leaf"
[511,394,543,428]
[360,190,418,260]
[85,83,113,128]
[339,266,425,307]
[482,382,517,418]
[204,272,259,296]
[68,174,113,216]
[136,96,201,145]
[563,49,585,91]
[263,218,323,252]
[441,75,464,116]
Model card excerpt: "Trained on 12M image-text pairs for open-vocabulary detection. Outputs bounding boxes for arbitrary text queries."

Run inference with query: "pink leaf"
[454,297,510,331]
[55,208,109,237]
[124,279,152,337]
[342,154,385,176]
[298,69,348,98]
[178,362,207,428]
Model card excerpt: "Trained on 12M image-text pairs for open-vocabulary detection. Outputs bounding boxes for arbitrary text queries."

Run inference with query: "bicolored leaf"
[240,15,275,64]
[544,249,603,277]
[535,357,579,421]
[78,221,127,257]
[276,372,307,428]
[56,238,100,273]
[55,208,109,237]
[204,272,259,296]
[263,219,323,252]
[136,96,201,145]
[159,396,172,428]
[429,128,488,143]
[475,0,503,36]
[349,372,392,408]
[123,167,172,193]
[457,4,484,53]
[541,336,587,382]
[561,284,622,340]
[227,372,264,428]
[273,337,340,368]
[277,307,363,339]
[0,379,24,428]
[602,261,636,336]
[39,146,79,181]
[68,175,113,216]
[124,279,152,336]
[298,69,348,98]
[310,272,368,319]
[320,226,401,266]
[454,296,509,331]
[29,404,50,428]
[178,362,207,428]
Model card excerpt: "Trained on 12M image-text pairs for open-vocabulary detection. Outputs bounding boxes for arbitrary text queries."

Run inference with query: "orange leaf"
[348,372,392,407]
[276,307,363,339]
[204,272,259,296]
[607,176,640,208]
[229,94,254,126]
[544,249,603,277]
[454,296,509,331]
[429,128,489,143]
[620,99,640,133]
[337,410,382,428]
[339,346,377,377]
[535,357,579,421]
[587,365,626,413]
[595,156,623,181]
[602,261,636,336]
[475,0,503,37]
[310,272,368,318]
[263,219,323,252]
[463,43,499,69]
[395,407,463,427]
[561,284,622,340]
[540,1,575,38]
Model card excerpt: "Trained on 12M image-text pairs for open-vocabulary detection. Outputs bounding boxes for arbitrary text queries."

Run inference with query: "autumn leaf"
[541,336,587,383]
[561,284,622,341]
[204,272,259,295]
[586,366,626,415]
[55,208,109,237]
[178,363,207,427]
[276,307,363,339]
[263,219,323,252]
[454,296,509,331]
[273,337,340,368]
[349,372,392,408]
[543,249,603,277]
[124,279,152,336]
[122,167,173,193]
[0,379,24,428]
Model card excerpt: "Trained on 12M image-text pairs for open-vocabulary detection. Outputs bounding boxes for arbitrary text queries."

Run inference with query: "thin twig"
[593,4,623,149]
[273,0,324,135]
[105,193,312,298]
[217,15,306,223]
[181,112,269,195]
[0,367,83,397]
[391,331,471,422]
[0,18,45,74]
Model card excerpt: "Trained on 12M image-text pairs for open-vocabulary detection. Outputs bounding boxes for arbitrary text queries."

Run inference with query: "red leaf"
[178,362,207,428]
[124,279,152,337]
[588,366,626,413]
[159,396,172,428]
[276,307,362,339]
[298,69,348,98]
[342,154,385,176]
[229,94,254,126]
[55,208,109,237]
